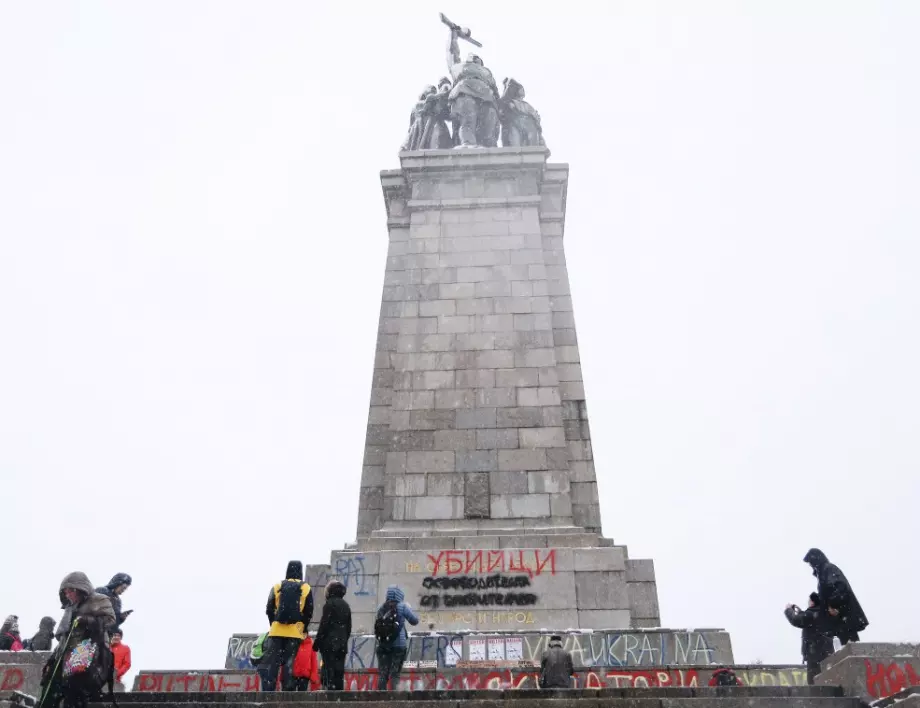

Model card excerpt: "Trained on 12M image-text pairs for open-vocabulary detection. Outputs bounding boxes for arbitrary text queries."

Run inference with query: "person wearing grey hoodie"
[374,586,418,691]
[27,617,56,651]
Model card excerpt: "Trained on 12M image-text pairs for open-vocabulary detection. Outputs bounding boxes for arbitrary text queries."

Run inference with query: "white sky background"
[1,1,918,683]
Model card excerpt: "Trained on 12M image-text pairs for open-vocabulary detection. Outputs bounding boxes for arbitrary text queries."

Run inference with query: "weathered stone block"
[574,547,627,572]
[497,406,543,428]
[495,368,540,388]
[456,408,497,429]
[571,481,599,505]
[405,496,464,520]
[491,493,550,518]
[464,472,490,518]
[476,387,516,408]
[435,389,476,409]
[498,449,547,471]
[570,459,596,482]
[433,429,476,450]
[626,559,657,583]
[520,426,567,448]
[456,450,498,473]
[527,470,571,494]
[575,570,630,609]
[550,492,573,517]
[628,581,661,618]
[454,369,494,389]
[421,370,455,389]
[426,473,464,497]
[579,609,632,629]
[406,450,455,474]
[517,387,562,407]
[440,283,475,299]
[572,503,602,529]
[476,428,519,449]
[490,470,529,494]
[389,430,436,451]
[409,409,456,430]
[386,452,408,475]
[384,474,427,497]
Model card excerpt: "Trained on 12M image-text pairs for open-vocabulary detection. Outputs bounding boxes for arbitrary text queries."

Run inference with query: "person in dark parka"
[539,635,574,689]
[785,592,836,685]
[96,573,133,628]
[28,617,56,651]
[313,581,352,690]
[804,548,868,645]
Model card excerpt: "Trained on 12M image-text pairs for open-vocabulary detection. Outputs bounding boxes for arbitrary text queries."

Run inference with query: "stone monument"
[228,14,734,676]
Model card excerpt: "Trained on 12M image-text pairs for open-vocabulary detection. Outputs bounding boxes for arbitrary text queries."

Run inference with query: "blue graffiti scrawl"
[335,555,373,596]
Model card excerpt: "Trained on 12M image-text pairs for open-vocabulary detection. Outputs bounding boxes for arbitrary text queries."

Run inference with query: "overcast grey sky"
[2,1,918,683]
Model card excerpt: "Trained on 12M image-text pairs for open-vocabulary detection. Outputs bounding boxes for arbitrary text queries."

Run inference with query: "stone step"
[100,686,851,705]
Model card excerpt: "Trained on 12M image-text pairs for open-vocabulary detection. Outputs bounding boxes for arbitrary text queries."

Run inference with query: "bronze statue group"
[401,20,544,151]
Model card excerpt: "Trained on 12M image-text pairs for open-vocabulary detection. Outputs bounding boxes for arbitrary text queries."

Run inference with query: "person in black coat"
[96,573,133,628]
[785,592,836,685]
[313,581,351,691]
[804,548,868,645]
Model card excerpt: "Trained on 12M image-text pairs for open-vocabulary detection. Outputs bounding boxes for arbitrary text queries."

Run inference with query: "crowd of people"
[2,571,134,707]
[251,560,420,692]
[1,547,869,701]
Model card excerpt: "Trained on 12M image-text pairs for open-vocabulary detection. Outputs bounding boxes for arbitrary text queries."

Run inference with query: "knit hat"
[809,592,820,606]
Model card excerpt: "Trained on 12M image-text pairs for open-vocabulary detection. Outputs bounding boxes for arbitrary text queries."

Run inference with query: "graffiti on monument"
[420,574,537,609]
[227,629,725,671]
[305,554,373,597]
[137,666,808,693]
[1,667,24,691]
[416,549,557,577]
[865,659,920,699]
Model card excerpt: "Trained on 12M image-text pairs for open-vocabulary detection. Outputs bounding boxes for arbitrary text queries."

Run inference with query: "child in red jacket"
[111,629,132,691]
[292,636,321,691]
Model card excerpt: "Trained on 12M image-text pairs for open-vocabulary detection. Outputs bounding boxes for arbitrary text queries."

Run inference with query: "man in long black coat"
[804,548,869,645]
[313,581,351,691]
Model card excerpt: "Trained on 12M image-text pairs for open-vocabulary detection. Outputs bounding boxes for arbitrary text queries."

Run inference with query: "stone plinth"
[357,147,601,538]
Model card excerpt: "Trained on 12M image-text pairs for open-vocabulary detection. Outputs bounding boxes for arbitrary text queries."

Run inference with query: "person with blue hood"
[96,573,133,628]
[373,585,418,690]
[804,548,868,645]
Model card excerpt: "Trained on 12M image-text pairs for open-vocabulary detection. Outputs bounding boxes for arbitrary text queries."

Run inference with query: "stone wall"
[226,628,732,671]
[136,664,808,693]
[301,545,658,633]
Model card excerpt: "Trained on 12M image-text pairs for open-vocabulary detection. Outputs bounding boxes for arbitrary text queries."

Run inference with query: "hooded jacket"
[29,617,56,651]
[266,561,313,640]
[804,548,869,635]
[112,639,132,682]
[540,638,574,689]
[0,615,22,651]
[314,581,352,657]
[785,600,835,663]
[292,636,321,689]
[96,573,132,628]
[377,586,418,650]
[55,572,117,648]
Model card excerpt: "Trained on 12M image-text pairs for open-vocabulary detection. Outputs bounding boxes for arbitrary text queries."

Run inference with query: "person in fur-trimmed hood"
[54,572,117,649]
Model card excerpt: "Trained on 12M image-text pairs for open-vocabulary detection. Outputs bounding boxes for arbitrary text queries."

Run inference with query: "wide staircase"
[97,685,859,708]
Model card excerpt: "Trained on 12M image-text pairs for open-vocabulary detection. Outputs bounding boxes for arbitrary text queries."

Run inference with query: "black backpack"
[374,600,400,645]
[275,581,305,625]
